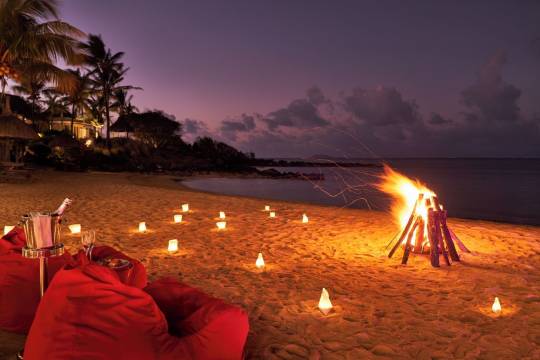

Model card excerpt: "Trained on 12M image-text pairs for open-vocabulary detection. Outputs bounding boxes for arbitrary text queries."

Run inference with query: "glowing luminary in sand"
[68,224,81,234]
[168,239,178,253]
[138,222,147,233]
[255,252,265,269]
[174,214,183,223]
[182,204,189,212]
[3,225,15,235]
[264,205,270,211]
[269,211,276,218]
[302,214,309,223]
[492,297,502,314]
[216,221,227,230]
[219,211,226,219]
[318,288,333,315]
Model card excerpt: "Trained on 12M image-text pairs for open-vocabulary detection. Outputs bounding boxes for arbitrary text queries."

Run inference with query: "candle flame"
[255,252,265,269]
[216,221,227,230]
[318,288,333,315]
[138,222,147,233]
[168,239,178,253]
[219,211,226,219]
[182,204,189,212]
[269,211,276,218]
[68,224,81,234]
[264,205,270,211]
[174,214,183,223]
[302,214,309,223]
[492,297,502,314]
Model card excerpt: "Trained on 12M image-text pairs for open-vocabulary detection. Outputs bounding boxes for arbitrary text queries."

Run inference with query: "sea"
[183,158,540,226]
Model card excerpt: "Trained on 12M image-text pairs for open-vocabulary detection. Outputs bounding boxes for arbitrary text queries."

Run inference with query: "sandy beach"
[1,171,539,360]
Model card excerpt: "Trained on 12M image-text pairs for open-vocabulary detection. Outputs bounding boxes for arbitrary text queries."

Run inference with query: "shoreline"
[1,171,539,359]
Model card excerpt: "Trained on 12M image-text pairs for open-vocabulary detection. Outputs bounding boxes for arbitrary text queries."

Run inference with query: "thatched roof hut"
[0,115,39,140]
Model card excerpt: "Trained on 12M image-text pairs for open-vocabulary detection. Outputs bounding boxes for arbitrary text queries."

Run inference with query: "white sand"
[1,171,539,359]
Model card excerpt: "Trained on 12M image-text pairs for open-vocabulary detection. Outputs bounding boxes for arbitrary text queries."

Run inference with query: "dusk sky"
[62,1,540,158]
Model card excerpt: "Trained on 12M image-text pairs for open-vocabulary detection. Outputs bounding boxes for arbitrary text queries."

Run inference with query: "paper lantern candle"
[68,224,81,234]
[3,225,14,235]
[216,221,227,230]
[269,211,276,218]
[168,239,178,253]
[264,205,270,211]
[302,214,309,223]
[492,297,502,314]
[138,222,147,233]
[182,204,189,212]
[318,288,333,315]
[219,211,226,219]
[255,253,265,269]
[174,214,183,223]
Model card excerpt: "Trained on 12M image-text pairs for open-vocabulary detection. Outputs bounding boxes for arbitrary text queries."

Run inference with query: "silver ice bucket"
[20,212,62,250]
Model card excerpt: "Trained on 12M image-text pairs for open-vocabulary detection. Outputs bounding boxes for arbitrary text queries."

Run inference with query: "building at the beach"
[0,114,38,163]
[48,115,101,140]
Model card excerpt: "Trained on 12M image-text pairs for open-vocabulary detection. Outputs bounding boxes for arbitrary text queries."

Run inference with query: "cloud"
[429,113,453,126]
[219,114,257,141]
[262,97,331,131]
[182,118,210,142]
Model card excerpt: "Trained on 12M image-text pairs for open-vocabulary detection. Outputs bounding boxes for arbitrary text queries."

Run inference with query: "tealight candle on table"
[216,221,226,230]
[219,211,226,219]
[68,224,81,234]
[255,252,265,269]
[182,204,189,212]
[138,222,147,233]
[269,211,276,218]
[302,214,309,223]
[174,214,183,223]
[318,288,333,315]
[3,225,14,235]
[168,239,178,253]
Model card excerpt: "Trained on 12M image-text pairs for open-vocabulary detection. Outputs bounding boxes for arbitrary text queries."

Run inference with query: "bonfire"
[378,165,469,267]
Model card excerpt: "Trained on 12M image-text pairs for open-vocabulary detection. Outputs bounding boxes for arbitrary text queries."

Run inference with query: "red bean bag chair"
[73,245,147,289]
[0,227,73,334]
[25,265,249,360]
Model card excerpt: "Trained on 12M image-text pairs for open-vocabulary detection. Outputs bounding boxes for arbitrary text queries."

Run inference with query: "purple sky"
[61,0,540,158]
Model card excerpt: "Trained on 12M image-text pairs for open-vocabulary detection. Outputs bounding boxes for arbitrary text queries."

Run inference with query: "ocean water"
[183,159,540,226]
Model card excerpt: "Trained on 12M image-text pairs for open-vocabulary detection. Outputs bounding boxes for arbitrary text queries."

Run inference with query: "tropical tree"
[12,70,46,119]
[112,88,138,117]
[42,87,67,129]
[0,0,85,113]
[64,68,91,135]
[81,34,138,147]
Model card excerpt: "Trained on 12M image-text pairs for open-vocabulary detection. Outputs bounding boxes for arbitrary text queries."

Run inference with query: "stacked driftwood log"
[388,194,470,267]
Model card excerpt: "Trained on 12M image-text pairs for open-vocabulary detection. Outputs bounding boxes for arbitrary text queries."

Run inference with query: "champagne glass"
[81,230,96,261]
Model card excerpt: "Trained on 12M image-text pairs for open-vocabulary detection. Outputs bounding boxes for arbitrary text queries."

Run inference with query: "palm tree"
[64,68,91,135]
[42,87,67,130]
[12,71,46,119]
[0,0,85,113]
[81,34,139,147]
[112,88,138,117]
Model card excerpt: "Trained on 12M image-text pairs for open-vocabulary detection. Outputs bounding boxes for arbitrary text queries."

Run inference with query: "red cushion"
[0,228,73,334]
[25,267,249,360]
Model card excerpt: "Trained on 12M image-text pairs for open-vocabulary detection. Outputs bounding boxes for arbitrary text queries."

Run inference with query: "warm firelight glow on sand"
[269,211,276,218]
[219,211,226,219]
[302,214,309,223]
[492,297,502,314]
[173,214,182,223]
[216,221,226,230]
[378,165,436,247]
[68,224,81,234]
[3,225,14,235]
[255,252,265,269]
[182,204,189,212]
[138,222,147,233]
[168,239,178,253]
[318,288,333,315]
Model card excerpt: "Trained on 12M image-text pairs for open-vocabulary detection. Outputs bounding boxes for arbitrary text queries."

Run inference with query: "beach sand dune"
[1,171,539,359]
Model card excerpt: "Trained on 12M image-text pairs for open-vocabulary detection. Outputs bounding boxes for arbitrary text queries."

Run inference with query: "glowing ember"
[168,239,178,253]
[216,221,226,230]
[173,214,183,223]
[492,297,502,314]
[68,224,81,234]
[138,222,147,233]
[264,205,270,211]
[182,204,189,212]
[302,214,309,223]
[378,165,468,267]
[255,252,265,269]
[269,211,276,218]
[219,211,226,219]
[318,288,333,315]
[3,225,15,235]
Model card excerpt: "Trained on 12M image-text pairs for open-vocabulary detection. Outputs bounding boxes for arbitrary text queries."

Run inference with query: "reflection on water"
[183,159,540,225]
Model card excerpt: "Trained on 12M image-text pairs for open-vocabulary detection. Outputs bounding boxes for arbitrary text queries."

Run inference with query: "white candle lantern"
[269,211,276,218]
[492,297,502,314]
[168,239,178,253]
[219,211,226,219]
[216,221,227,230]
[264,205,270,211]
[255,252,265,269]
[138,222,147,233]
[174,214,183,223]
[182,204,189,212]
[302,214,309,223]
[68,224,81,234]
[3,225,15,235]
[318,288,333,315]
